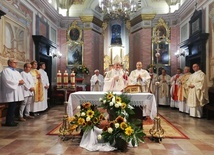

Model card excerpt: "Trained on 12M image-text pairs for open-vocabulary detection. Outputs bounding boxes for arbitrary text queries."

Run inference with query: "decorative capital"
[125,20,131,30]
[80,16,94,23]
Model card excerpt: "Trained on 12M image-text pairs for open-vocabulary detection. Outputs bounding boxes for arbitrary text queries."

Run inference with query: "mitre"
[113,55,122,64]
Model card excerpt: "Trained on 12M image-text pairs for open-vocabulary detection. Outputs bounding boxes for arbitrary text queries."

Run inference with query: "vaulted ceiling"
[45,0,187,19]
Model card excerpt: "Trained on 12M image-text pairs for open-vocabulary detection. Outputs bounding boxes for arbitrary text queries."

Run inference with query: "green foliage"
[70,102,104,132]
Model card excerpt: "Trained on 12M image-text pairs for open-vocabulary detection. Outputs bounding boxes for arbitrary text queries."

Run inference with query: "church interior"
[1,0,214,154]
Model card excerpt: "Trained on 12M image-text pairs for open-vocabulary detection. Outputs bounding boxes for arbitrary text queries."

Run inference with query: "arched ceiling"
[46,0,188,20]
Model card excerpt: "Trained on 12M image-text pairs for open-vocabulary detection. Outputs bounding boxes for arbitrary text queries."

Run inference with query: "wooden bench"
[0,103,8,126]
[0,104,7,118]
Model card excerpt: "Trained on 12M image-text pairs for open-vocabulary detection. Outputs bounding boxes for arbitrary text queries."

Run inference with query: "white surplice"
[0,67,24,102]
[21,71,35,97]
[90,74,104,91]
[20,71,35,117]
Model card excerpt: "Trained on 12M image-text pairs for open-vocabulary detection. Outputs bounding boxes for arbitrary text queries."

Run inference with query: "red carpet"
[47,114,189,139]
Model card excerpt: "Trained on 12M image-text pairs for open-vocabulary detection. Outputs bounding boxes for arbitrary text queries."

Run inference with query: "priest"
[90,69,104,91]
[103,55,127,92]
[186,63,208,118]
[38,62,49,111]
[30,60,44,115]
[158,69,171,106]
[170,68,182,108]
[177,66,191,113]
[129,62,151,93]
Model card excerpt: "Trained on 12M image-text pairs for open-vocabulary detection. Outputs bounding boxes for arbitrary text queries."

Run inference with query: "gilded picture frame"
[152,18,171,66]
[67,21,82,42]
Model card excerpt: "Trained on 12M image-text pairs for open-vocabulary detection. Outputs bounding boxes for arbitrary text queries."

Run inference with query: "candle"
[57,70,62,88]
[63,70,68,88]
[70,70,75,89]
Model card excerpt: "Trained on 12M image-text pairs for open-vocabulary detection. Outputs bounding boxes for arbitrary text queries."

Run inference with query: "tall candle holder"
[149,30,165,143]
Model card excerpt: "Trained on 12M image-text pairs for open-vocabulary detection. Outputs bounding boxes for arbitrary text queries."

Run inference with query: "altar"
[67,91,157,120]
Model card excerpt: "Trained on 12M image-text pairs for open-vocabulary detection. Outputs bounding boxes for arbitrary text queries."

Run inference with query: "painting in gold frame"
[67,21,82,42]
[152,18,171,66]
[67,43,82,66]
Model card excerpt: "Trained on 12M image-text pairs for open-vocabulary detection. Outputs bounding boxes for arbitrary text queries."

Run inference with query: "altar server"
[129,62,151,93]
[1,59,24,126]
[186,63,208,118]
[158,69,171,106]
[177,66,191,113]
[19,63,35,121]
[170,68,182,108]
[38,62,49,111]
[103,55,128,92]
[90,69,104,91]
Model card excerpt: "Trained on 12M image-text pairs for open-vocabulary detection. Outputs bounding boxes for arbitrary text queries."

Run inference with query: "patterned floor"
[0,105,214,155]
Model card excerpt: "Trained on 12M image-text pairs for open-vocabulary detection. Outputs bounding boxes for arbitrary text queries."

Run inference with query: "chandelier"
[98,0,140,19]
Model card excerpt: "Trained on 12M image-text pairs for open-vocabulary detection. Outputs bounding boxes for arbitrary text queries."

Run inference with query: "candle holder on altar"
[70,70,76,89]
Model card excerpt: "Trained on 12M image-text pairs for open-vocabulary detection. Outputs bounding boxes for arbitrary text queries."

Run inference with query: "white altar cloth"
[67,91,157,120]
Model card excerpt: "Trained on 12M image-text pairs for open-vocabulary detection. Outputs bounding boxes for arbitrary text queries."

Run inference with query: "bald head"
[192,64,200,72]
[183,66,190,73]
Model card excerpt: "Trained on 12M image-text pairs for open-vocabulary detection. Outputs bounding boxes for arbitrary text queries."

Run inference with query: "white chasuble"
[186,70,208,108]
[103,69,126,92]
[129,69,151,92]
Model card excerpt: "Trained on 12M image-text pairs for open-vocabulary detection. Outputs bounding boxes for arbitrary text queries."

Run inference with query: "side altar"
[67,91,157,120]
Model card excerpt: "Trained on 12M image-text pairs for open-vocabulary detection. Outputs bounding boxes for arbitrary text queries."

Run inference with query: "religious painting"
[111,24,122,45]
[152,18,170,66]
[67,20,82,42]
[67,43,82,66]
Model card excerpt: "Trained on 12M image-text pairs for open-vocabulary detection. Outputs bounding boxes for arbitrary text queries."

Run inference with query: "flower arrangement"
[70,102,104,132]
[78,65,89,75]
[98,115,145,149]
[99,92,135,120]
[98,92,145,150]
[72,65,89,76]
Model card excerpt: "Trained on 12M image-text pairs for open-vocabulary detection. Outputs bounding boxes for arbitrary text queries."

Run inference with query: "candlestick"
[70,70,75,89]
[63,70,68,88]
[57,70,62,88]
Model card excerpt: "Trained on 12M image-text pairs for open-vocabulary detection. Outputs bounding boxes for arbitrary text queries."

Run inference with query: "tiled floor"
[0,105,214,155]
